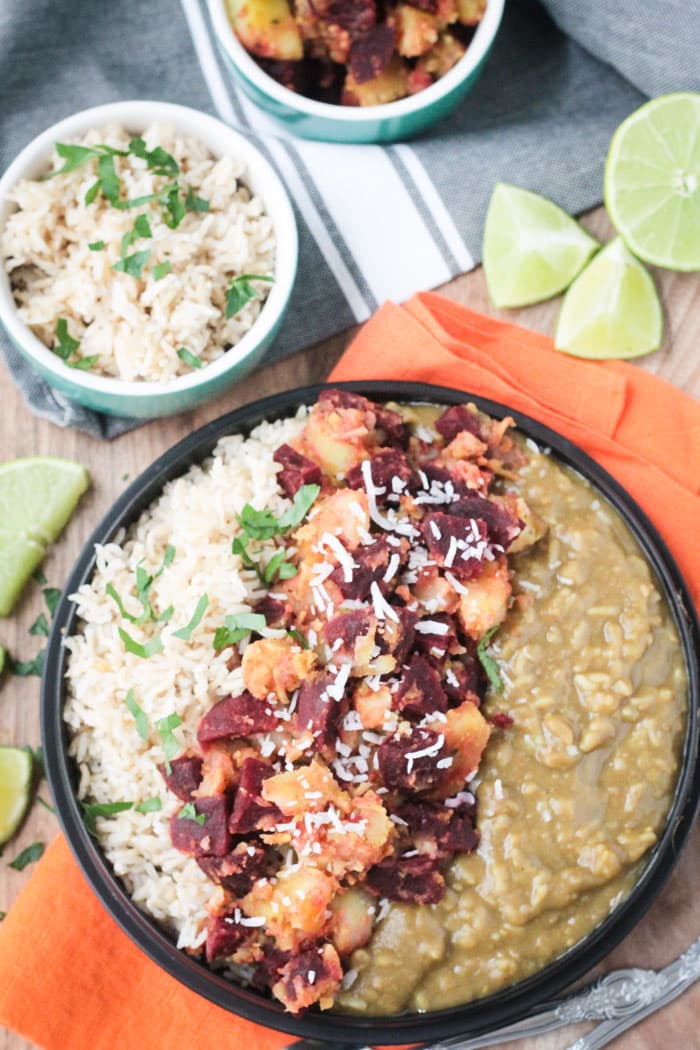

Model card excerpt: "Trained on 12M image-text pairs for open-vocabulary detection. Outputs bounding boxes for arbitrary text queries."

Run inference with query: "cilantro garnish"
[172,594,209,640]
[231,535,257,569]
[162,185,186,229]
[0,912,5,922]
[178,802,206,825]
[108,546,175,627]
[29,612,49,637]
[81,800,133,837]
[213,612,266,652]
[125,688,149,741]
[48,142,128,180]
[156,712,182,773]
[226,273,274,319]
[118,626,163,660]
[88,240,105,251]
[185,186,210,213]
[128,137,179,177]
[176,346,202,369]
[477,627,504,694]
[287,629,308,649]
[10,649,46,677]
[113,248,150,279]
[135,796,162,814]
[8,842,45,871]
[152,261,172,281]
[52,319,96,371]
[37,796,55,814]
[262,549,297,585]
[43,587,61,616]
[33,568,47,585]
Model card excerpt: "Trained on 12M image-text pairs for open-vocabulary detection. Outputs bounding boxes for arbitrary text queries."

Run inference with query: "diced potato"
[432,699,491,796]
[456,0,487,24]
[242,636,317,702]
[342,56,409,107]
[297,489,370,551]
[301,402,373,477]
[418,31,466,78]
[497,494,548,554]
[445,430,488,461]
[354,681,393,729]
[262,756,351,816]
[330,887,376,956]
[243,866,337,950]
[395,4,439,58]
[413,566,461,615]
[457,556,511,639]
[227,0,303,60]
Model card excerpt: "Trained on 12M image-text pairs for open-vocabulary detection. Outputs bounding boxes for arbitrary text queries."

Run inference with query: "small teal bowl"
[208,0,505,144]
[0,101,298,419]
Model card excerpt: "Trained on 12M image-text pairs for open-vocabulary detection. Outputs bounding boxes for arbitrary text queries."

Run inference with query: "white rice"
[64,411,306,949]
[2,123,275,381]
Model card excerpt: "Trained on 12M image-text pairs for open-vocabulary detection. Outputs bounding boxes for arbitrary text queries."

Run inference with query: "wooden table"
[1,207,699,1050]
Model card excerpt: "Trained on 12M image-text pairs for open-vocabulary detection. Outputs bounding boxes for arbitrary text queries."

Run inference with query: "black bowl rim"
[42,380,700,1044]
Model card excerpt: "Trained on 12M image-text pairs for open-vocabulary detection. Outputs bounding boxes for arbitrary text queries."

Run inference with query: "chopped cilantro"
[0,912,5,922]
[287,629,308,649]
[88,240,105,251]
[32,568,47,585]
[128,137,179,177]
[477,627,503,694]
[262,549,297,585]
[178,802,206,825]
[53,318,80,360]
[239,483,319,541]
[225,273,274,319]
[156,712,182,773]
[43,587,61,616]
[96,153,120,204]
[81,800,133,837]
[69,355,98,371]
[118,626,163,659]
[231,535,256,569]
[172,594,209,640]
[176,346,202,369]
[9,842,45,871]
[133,214,152,239]
[135,796,162,814]
[162,185,186,229]
[213,612,266,651]
[29,612,49,637]
[113,248,150,278]
[152,260,172,281]
[25,746,45,780]
[10,649,46,677]
[48,142,128,180]
[185,186,210,213]
[37,796,55,814]
[124,688,149,741]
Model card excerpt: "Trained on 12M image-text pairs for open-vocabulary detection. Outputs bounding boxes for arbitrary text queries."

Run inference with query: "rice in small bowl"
[0,101,297,418]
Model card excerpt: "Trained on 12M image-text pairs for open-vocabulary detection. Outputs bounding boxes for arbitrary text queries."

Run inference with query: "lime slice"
[605,92,700,271]
[555,237,663,360]
[0,746,33,845]
[0,457,89,617]
[483,182,599,308]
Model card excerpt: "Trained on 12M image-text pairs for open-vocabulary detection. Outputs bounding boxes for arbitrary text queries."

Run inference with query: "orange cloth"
[1,293,699,1050]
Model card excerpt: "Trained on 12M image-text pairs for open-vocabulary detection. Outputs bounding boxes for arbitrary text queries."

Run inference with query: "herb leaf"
[279,484,321,530]
[152,260,172,281]
[107,582,141,624]
[33,568,47,585]
[133,214,152,239]
[43,587,61,616]
[185,186,210,213]
[231,536,256,569]
[53,318,80,360]
[37,796,55,814]
[178,802,206,825]
[118,626,163,659]
[29,612,50,637]
[263,549,297,585]
[225,273,274,319]
[162,186,186,229]
[213,612,266,651]
[81,801,133,836]
[9,842,45,871]
[113,248,150,279]
[128,137,179,177]
[51,143,99,176]
[125,688,149,741]
[88,240,105,251]
[176,347,202,369]
[156,712,182,773]
[172,594,209,640]
[97,153,120,204]
[10,649,46,677]
[477,627,503,694]
[135,796,162,814]
[287,628,308,649]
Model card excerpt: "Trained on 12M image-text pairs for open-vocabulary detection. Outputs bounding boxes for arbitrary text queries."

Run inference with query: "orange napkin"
[1,293,699,1050]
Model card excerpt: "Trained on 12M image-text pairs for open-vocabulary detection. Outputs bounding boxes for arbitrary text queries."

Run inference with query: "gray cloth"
[0,0,696,437]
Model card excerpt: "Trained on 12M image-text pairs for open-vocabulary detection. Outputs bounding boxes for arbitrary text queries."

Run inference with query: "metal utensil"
[283,935,700,1050]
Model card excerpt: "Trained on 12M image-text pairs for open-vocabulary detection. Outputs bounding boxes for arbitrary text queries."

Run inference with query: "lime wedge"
[0,457,89,617]
[0,746,33,845]
[605,92,700,271]
[483,183,599,308]
[555,237,663,360]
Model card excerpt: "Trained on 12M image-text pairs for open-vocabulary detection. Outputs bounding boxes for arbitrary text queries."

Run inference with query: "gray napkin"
[0,0,696,437]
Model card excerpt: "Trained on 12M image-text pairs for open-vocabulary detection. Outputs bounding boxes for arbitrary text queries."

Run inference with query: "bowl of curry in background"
[43,381,700,1043]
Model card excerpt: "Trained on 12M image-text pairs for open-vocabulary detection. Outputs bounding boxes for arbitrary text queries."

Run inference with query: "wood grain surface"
[1,208,699,1049]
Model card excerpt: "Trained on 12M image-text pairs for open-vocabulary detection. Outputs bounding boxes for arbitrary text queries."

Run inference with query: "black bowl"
[42,381,700,1045]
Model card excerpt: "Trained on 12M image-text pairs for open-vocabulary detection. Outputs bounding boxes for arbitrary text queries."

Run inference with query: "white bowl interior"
[0,100,298,400]
[207,0,506,122]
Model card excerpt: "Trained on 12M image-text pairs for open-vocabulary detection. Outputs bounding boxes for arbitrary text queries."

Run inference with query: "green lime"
[483,182,599,308]
[555,237,663,360]
[605,92,700,271]
[0,746,33,845]
[0,457,89,617]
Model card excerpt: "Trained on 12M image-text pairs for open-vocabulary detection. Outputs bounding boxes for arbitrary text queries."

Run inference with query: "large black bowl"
[42,381,700,1045]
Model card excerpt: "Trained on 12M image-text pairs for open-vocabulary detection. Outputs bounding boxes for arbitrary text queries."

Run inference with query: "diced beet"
[366,853,445,904]
[451,494,522,550]
[444,655,485,705]
[330,537,391,601]
[398,799,479,858]
[170,795,230,857]
[403,0,438,10]
[254,594,289,628]
[256,58,307,94]
[205,911,254,962]
[272,943,343,1014]
[229,757,282,835]
[324,0,376,35]
[273,443,323,498]
[377,604,418,665]
[374,405,409,448]
[251,946,293,991]
[349,23,397,83]
[421,512,491,580]
[323,607,372,659]
[435,404,484,444]
[491,712,514,729]
[159,754,202,802]
[318,388,373,412]
[376,726,449,793]
[197,692,278,745]
[414,613,458,662]
[296,672,345,756]
[197,841,276,895]
[346,448,417,500]
[395,653,448,718]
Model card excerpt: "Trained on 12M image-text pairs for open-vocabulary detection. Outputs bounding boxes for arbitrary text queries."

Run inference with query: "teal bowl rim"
[0,100,298,409]
[207,0,505,127]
